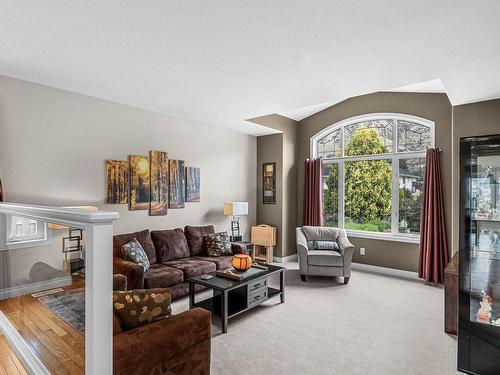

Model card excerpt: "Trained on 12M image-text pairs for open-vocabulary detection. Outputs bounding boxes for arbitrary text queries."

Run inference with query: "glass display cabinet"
[459,135,500,374]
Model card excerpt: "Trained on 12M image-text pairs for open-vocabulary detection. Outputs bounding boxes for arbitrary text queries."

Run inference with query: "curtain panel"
[418,148,449,284]
[304,158,324,226]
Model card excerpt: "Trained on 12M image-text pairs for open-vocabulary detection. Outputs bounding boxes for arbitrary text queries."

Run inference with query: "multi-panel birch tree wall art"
[105,152,199,215]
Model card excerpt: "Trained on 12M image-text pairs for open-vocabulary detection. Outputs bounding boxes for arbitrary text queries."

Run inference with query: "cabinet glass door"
[459,136,500,375]
[468,154,500,326]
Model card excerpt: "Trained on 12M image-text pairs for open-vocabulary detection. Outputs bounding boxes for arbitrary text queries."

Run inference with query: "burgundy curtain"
[304,158,324,226]
[418,148,449,283]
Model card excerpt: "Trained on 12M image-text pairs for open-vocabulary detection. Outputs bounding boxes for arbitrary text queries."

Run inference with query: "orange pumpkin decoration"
[232,254,252,271]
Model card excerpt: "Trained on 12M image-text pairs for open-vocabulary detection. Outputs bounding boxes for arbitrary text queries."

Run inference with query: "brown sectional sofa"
[113,225,244,299]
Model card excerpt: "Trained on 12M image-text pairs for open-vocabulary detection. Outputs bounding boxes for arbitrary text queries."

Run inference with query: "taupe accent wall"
[297,92,453,272]
[253,114,298,258]
[0,75,257,236]
[452,98,500,254]
[257,133,283,255]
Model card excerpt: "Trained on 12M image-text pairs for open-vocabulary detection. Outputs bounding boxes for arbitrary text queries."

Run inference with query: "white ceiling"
[1,1,500,136]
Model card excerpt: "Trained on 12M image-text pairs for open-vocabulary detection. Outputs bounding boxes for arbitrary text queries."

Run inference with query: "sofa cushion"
[151,228,190,262]
[144,264,184,289]
[163,258,216,279]
[194,256,233,270]
[113,288,171,331]
[205,232,232,257]
[184,225,215,256]
[114,229,157,264]
[307,250,343,267]
[121,239,151,271]
[302,226,339,242]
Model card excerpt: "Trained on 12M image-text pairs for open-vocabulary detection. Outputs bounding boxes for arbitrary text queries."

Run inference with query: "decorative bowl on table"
[231,254,252,271]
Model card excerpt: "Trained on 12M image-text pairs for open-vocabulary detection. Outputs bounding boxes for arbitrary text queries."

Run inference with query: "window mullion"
[339,161,345,229]
[393,117,398,153]
[391,156,399,235]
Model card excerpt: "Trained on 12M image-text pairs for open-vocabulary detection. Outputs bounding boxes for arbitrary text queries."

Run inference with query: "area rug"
[38,288,85,335]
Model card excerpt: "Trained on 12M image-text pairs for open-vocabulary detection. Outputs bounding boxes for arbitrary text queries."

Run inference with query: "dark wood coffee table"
[188,264,285,333]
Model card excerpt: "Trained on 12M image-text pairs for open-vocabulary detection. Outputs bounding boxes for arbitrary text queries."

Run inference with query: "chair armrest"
[113,308,211,375]
[337,230,355,277]
[296,228,309,274]
[113,257,144,290]
[337,231,354,253]
[231,242,247,254]
[113,274,128,291]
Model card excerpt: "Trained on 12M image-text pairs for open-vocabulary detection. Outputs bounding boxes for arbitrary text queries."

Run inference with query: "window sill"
[3,237,52,251]
[346,230,420,244]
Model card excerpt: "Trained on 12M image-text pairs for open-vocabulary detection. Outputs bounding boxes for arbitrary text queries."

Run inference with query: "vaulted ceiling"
[1,1,499,135]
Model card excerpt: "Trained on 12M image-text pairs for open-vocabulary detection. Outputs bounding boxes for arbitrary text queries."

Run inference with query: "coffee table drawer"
[247,288,268,308]
[247,278,268,294]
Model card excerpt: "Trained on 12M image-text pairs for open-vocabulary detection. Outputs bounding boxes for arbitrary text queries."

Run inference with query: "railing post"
[85,222,114,375]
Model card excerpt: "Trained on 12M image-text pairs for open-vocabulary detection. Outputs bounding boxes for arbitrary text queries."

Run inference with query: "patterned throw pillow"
[113,288,171,331]
[309,240,340,251]
[205,232,233,257]
[121,238,151,271]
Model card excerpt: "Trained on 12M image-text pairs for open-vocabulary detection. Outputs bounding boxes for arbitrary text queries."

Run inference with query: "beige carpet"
[172,261,459,375]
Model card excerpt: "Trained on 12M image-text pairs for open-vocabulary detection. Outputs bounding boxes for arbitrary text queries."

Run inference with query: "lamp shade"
[224,202,248,216]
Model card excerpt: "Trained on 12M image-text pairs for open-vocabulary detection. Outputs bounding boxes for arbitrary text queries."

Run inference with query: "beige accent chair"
[296,226,355,284]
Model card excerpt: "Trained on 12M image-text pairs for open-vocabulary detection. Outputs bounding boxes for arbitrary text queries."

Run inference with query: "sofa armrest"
[231,242,247,254]
[113,257,144,290]
[113,308,211,375]
[296,228,309,275]
[337,230,355,277]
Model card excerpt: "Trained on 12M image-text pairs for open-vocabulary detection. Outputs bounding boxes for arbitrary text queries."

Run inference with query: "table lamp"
[224,202,248,241]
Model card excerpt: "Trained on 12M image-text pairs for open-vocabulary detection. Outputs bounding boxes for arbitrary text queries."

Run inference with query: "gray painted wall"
[452,98,500,253]
[0,75,257,236]
[252,114,298,258]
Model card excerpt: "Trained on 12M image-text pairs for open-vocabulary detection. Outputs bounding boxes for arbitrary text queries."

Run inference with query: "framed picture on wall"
[263,162,276,204]
[169,160,186,208]
[185,166,201,202]
[105,160,129,204]
[149,150,169,216]
[129,155,151,210]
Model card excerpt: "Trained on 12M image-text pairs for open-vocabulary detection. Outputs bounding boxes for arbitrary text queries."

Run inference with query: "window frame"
[311,113,434,244]
[2,215,51,250]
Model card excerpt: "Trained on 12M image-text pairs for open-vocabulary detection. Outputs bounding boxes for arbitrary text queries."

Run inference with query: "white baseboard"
[351,262,419,281]
[0,276,72,301]
[0,311,51,375]
[273,254,298,263]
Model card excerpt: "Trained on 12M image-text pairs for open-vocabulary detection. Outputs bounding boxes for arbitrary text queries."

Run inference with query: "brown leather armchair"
[113,308,211,375]
[112,274,211,375]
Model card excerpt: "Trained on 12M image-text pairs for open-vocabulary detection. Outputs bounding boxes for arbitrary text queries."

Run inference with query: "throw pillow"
[121,238,151,271]
[205,232,233,257]
[113,288,171,331]
[309,240,340,251]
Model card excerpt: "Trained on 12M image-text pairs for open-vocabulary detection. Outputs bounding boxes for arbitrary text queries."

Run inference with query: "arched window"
[311,113,434,242]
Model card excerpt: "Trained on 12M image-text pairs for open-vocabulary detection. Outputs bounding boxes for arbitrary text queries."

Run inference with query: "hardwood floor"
[0,279,85,375]
[0,336,28,375]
